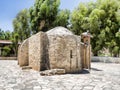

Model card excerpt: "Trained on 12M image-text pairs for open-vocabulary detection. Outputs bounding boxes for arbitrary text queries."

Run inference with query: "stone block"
[18,39,29,67]
[47,35,82,73]
[29,32,49,71]
[40,69,65,76]
[22,66,32,70]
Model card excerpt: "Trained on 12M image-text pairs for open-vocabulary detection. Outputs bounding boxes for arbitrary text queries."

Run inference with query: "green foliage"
[0,29,12,40]
[0,29,13,57]
[12,9,31,56]
[71,3,91,35]
[29,0,60,33]
[0,29,5,39]
[29,0,70,33]
[53,9,70,27]
[10,32,19,56]
[71,0,120,56]
[0,29,20,57]
[1,46,11,57]
[13,9,31,42]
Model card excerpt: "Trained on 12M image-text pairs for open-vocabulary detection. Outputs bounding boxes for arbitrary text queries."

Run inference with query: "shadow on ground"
[69,69,90,75]
[69,68,103,75]
[91,67,103,71]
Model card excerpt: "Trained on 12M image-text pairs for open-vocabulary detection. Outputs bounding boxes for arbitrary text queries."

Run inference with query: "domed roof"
[46,26,73,35]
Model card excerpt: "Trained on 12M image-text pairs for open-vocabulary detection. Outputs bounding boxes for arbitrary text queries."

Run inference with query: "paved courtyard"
[0,60,120,90]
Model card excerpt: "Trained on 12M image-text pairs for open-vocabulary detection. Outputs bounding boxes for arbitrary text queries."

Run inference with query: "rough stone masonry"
[18,26,91,74]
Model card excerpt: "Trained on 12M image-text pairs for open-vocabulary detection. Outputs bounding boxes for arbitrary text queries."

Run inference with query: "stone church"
[18,27,91,74]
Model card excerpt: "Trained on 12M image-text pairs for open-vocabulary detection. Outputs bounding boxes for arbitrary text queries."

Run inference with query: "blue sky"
[0,0,94,31]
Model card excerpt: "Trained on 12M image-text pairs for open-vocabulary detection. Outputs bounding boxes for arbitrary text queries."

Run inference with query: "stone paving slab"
[0,60,120,90]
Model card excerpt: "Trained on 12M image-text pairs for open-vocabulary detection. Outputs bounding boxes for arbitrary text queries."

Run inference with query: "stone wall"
[80,43,84,68]
[0,57,17,60]
[18,39,29,66]
[29,32,49,71]
[48,35,82,73]
[91,56,120,63]
[80,43,91,69]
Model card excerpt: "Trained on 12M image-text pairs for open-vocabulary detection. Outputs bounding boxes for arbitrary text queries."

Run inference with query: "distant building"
[0,40,12,56]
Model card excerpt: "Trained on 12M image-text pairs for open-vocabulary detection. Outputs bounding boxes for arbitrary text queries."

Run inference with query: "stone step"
[22,66,32,70]
[40,69,65,76]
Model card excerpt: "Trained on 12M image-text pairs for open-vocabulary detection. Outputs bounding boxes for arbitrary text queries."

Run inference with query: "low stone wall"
[91,56,120,63]
[0,57,17,60]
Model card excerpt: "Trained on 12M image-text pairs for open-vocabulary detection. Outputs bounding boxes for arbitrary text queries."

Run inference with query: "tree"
[12,9,31,56]
[10,32,19,56]
[89,8,106,56]
[95,0,120,56]
[13,9,31,42]
[0,29,5,40]
[29,0,70,33]
[53,9,70,28]
[0,29,13,56]
[71,0,120,56]
[0,29,11,40]
[71,3,91,35]
[1,46,11,56]
[29,0,60,33]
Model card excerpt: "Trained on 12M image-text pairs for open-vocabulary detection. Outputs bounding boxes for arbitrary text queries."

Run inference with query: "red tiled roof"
[0,40,12,44]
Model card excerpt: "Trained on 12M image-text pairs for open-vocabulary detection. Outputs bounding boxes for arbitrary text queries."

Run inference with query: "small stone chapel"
[18,27,92,73]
